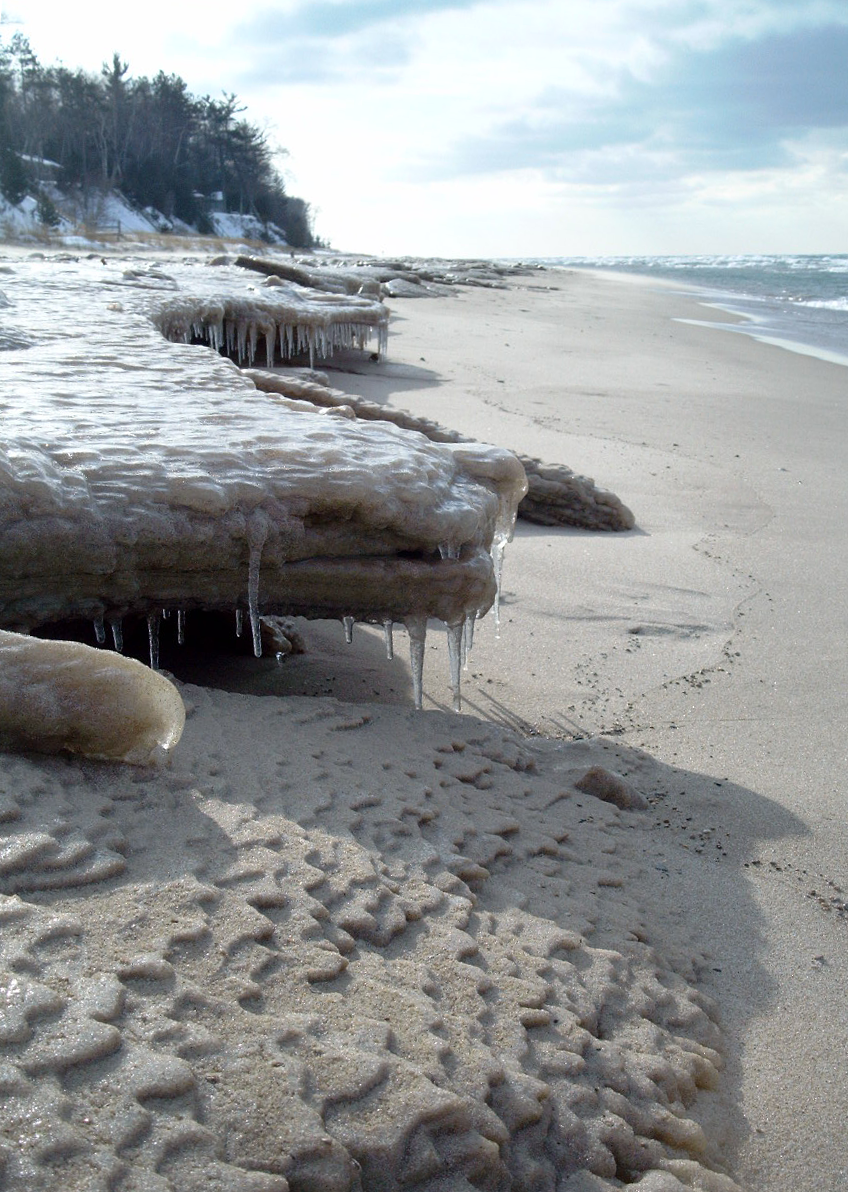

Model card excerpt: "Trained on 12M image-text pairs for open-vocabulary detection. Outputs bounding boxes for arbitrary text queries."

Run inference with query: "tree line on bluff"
[0,34,315,247]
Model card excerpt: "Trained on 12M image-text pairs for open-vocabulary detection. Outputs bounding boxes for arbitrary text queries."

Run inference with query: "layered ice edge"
[0,253,527,741]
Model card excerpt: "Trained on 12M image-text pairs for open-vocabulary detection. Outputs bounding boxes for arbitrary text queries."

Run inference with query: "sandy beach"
[1,258,846,1191]
[324,268,848,1191]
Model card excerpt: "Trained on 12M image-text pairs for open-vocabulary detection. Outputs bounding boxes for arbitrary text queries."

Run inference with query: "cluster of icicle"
[98,610,467,715]
[100,521,513,719]
[81,456,520,715]
[154,292,389,369]
[346,593,480,715]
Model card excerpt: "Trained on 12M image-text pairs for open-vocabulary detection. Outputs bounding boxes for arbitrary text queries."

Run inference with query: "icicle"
[405,615,427,711]
[490,532,508,637]
[235,609,244,638]
[162,608,171,619]
[343,615,355,644]
[383,618,394,660]
[446,621,464,713]
[109,618,123,653]
[438,542,460,560]
[463,611,476,669]
[281,323,293,360]
[93,615,106,645]
[177,609,185,645]
[248,558,262,657]
[485,460,524,639]
[247,512,268,659]
[147,612,161,671]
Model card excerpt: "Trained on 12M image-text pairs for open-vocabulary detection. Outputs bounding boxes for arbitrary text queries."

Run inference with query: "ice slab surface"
[245,366,635,532]
[0,255,525,639]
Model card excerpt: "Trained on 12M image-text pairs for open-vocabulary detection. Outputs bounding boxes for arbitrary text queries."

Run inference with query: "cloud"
[413,21,848,186]
[243,0,490,40]
[679,24,848,129]
[231,28,414,87]
[227,0,460,85]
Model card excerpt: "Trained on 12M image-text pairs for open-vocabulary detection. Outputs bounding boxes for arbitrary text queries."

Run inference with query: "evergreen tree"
[0,146,27,203]
[0,38,315,246]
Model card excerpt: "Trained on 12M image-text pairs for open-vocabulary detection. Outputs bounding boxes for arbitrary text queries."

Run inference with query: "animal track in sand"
[744,855,848,924]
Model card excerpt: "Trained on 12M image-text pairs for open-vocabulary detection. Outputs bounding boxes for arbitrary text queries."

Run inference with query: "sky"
[7,0,848,256]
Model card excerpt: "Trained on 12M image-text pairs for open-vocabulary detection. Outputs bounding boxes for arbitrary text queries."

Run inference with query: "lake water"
[540,255,848,368]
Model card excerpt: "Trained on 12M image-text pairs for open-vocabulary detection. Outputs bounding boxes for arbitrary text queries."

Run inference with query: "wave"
[797,296,848,311]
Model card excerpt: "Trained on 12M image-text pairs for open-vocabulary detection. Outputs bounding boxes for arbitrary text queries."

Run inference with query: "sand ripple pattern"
[0,690,740,1191]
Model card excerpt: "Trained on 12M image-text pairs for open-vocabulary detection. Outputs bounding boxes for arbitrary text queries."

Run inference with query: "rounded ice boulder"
[0,630,185,765]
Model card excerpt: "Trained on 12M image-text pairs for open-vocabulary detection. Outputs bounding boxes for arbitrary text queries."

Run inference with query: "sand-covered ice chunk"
[574,765,648,810]
[0,631,185,764]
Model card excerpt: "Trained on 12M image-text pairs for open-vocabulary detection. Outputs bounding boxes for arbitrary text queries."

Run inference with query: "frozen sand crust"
[0,689,741,1191]
[0,630,184,764]
[0,256,524,637]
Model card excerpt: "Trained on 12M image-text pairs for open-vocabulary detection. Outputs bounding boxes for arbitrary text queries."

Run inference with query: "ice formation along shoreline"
[243,367,635,537]
[0,251,746,1192]
[0,253,527,740]
[235,255,636,534]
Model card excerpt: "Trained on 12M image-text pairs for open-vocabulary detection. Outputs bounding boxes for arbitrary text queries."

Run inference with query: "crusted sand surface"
[0,689,739,1191]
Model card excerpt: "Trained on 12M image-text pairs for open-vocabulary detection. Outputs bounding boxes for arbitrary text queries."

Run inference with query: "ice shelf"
[0,253,526,724]
[245,366,635,532]
[154,286,388,368]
